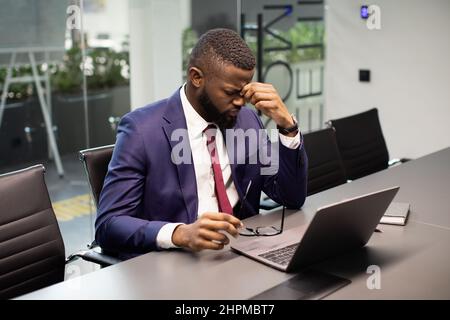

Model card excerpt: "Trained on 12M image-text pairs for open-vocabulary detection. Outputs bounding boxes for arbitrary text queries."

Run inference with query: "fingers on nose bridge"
[233,96,245,106]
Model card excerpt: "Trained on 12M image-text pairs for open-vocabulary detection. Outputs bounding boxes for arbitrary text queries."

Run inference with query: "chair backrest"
[0,165,65,299]
[79,145,114,207]
[329,108,389,180]
[303,128,347,196]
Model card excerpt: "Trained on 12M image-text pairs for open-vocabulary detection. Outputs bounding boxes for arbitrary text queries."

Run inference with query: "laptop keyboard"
[258,243,299,266]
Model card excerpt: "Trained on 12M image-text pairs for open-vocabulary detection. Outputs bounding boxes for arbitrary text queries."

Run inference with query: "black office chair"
[260,128,347,208]
[0,165,65,299]
[303,128,347,196]
[328,108,409,180]
[79,144,115,207]
[0,165,118,299]
[78,145,121,265]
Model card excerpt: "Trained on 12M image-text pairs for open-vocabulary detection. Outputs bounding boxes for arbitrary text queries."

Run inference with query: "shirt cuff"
[156,222,185,249]
[278,130,302,149]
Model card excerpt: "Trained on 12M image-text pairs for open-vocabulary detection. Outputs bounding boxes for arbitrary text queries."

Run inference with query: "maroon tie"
[204,124,233,214]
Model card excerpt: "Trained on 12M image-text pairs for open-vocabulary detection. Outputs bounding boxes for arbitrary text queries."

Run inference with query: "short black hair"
[188,28,256,73]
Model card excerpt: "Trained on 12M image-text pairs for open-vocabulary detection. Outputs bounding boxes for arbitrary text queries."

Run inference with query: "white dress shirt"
[156,85,301,249]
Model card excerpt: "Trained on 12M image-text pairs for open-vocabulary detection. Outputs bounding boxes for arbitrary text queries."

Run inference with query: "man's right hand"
[172,212,243,251]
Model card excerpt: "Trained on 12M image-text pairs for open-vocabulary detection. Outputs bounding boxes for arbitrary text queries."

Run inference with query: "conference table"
[18,147,450,299]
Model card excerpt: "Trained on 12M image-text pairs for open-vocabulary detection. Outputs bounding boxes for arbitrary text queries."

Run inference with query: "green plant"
[245,21,325,67]
[0,46,130,100]
[50,47,84,94]
[86,48,129,89]
[0,65,35,101]
[285,21,325,63]
[51,47,130,94]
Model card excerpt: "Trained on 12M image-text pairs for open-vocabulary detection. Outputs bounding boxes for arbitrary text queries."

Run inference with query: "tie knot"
[203,124,217,141]
[204,124,216,132]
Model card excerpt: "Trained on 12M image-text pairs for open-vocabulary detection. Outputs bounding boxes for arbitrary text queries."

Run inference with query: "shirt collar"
[179,84,214,139]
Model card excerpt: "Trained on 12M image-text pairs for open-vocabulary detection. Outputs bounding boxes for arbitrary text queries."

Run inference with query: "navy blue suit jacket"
[95,90,308,257]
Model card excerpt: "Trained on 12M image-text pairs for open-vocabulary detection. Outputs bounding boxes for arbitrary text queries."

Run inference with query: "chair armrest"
[259,198,282,210]
[67,248,122,267]
[389,158,412,167]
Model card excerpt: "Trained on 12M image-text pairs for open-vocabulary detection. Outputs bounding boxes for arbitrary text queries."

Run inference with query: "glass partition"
[240,0,325,133]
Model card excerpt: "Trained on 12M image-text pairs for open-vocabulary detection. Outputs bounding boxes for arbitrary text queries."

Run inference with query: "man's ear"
[188,67,204,88]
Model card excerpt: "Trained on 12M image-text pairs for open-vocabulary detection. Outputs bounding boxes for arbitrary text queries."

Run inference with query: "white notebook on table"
[380,202,410,225]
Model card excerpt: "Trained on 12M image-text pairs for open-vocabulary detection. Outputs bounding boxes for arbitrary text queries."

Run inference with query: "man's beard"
[199,90,238,130]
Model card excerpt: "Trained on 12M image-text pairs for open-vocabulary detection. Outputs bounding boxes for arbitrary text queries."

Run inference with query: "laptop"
[231,186,399,272]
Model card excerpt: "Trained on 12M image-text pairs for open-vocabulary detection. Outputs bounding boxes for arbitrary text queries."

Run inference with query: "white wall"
[325,0,450,159]
[83,0,129,50]
[129,0,190,109]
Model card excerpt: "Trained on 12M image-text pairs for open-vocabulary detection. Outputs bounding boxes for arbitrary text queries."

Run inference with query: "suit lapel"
[162,90,198,223]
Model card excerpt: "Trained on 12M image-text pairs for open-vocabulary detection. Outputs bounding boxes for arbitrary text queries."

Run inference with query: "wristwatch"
[277,114,298,135]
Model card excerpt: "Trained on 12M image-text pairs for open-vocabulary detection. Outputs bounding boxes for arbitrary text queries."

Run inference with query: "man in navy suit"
[95,28,308,258]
